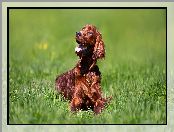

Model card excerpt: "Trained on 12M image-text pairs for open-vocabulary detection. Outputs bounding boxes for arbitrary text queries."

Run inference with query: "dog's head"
[75,24,105,60]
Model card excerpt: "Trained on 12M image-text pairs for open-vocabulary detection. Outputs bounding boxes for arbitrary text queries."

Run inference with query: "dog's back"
[55,68,75,100]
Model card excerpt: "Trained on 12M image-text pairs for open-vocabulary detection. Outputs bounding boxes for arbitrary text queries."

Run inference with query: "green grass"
[9,9,166,124]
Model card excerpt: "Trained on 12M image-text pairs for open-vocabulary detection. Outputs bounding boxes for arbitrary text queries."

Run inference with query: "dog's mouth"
[75,43,94,59]
[76,40,81,44]
[76,38,85,44]
[75,31,94,58]
[75,44,87,53]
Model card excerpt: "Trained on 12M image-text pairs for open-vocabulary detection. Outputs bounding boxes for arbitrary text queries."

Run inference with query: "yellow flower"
[43,43,48,50]
[37,42,48,50]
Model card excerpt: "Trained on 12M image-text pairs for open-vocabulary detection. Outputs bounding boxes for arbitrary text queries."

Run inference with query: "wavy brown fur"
[55,24,111,114]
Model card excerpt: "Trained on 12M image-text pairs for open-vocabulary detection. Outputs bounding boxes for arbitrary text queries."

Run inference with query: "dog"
[55,24,111,114]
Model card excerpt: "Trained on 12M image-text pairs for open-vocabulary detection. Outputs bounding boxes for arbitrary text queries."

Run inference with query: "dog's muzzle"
[75,45,87,53]
[75,46,82,52]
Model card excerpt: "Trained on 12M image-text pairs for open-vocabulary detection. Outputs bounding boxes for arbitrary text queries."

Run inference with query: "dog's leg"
[70,84,83,112]
[93,99,105,114]
[89,82,112,114]
[93,96,112,114]
[70,97,82,112]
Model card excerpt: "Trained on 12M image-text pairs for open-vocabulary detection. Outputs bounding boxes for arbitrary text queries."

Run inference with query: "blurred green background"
[9,9,166,124]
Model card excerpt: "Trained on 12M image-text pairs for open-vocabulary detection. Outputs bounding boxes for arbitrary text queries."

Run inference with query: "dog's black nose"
[76,32,81,36]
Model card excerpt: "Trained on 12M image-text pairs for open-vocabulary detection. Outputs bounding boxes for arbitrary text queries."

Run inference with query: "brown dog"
[55,24,111,114]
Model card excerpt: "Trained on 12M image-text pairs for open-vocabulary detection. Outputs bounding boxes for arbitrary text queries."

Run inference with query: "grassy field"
[9,9,166,124]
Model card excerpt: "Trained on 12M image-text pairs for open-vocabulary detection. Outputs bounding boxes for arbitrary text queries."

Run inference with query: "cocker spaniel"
[55,24,111,114]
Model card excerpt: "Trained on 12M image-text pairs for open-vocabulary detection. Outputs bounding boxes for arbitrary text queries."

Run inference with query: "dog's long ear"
[92,30,105,60]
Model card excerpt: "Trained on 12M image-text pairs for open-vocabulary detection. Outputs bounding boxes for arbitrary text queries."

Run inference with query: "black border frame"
[7,7,167,125]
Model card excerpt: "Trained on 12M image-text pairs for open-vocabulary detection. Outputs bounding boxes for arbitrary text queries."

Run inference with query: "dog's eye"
[88,32,93,36]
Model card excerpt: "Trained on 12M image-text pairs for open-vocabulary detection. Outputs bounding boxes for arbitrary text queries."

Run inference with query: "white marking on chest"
[75,46,82,52]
